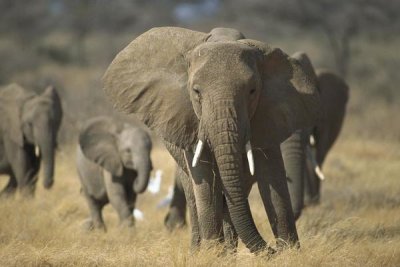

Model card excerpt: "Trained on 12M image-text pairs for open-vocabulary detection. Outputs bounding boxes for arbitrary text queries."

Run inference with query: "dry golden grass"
[1,115,400,266]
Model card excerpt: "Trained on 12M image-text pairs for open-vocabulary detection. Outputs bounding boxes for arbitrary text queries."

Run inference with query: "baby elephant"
[76,116,152,230]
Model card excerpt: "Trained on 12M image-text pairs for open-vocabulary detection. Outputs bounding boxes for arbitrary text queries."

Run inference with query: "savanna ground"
[0,98,399,266]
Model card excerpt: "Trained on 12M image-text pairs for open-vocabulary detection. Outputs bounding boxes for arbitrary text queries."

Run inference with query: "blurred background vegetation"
[1,0,399,144]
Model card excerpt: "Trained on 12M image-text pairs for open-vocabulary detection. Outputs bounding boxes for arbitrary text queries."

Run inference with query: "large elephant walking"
[165,52,349,228]
[103,27,320,254]
[0,84,63,196]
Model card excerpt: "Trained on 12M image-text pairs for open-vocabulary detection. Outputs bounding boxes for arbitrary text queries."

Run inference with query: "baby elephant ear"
[79,118,123,177]
[103,27,208,150]
[239,40,321,147]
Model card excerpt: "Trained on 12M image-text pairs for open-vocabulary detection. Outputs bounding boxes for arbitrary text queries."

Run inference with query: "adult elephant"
[103,27,321,254]
[77,116,153,230]
[283,52,349,216]
[164,52,349,226]
[0,83,63,196]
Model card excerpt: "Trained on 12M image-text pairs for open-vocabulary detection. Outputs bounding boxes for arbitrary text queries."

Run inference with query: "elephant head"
[79,117,153,194]
[103,27,320,251]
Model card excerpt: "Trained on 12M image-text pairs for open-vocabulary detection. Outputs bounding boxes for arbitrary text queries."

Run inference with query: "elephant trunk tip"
[43,179,54,189]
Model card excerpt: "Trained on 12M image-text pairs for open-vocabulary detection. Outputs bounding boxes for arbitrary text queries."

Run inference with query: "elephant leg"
[4,139,39,197]
[104,172,134,228]
[222,197,238,253]
[162,141,201,250]
[165,170,187,231]
[255,147,299,249]
[281,130,306,221]
[184,149,224,248]
[82,192,106,231]
[0,172,18,198]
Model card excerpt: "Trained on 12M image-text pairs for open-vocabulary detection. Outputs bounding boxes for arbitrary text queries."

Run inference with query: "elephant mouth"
[192,138,255,176]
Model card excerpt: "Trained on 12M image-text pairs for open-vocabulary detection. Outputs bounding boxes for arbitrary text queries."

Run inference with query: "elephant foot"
[81,219,106,232]
[0,188,17,199]
[258,246,277,260]
[164,207,186,232]
[304,194,320,207]
[119,217,134,228]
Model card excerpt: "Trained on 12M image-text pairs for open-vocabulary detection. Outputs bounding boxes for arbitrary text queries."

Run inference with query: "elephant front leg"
[104,171,134,228]
[4,140,39,197]
[82,192,106,231]
[184,149,224,248]
[255,147,299,249]
[164,169,187,231]
[0,173,18,198]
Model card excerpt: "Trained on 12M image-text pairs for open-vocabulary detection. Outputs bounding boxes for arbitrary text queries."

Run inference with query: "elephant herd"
[0,27,348,256]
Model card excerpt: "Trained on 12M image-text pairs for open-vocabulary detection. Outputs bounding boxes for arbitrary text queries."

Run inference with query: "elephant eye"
[250,88,256,95]
[193,85,201,99]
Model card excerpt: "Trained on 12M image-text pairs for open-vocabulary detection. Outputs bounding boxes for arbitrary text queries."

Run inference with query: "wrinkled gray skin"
[0,84,62,196]
[165,52,349,227]
[76,116,152,230]
[103,27,321,254]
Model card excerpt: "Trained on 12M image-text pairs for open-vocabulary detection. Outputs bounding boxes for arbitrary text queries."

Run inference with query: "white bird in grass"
[147,170,163,194]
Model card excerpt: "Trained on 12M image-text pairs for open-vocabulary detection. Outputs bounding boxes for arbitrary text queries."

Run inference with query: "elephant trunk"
[206,102,269,254]
[133,157,152,194]
[38,132,56,189]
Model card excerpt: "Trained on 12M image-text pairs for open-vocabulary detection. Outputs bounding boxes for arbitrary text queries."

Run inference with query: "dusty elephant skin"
[76,116,153,230]
[165,52,349,227]
[103,27,321,254]
[0,83,63,197]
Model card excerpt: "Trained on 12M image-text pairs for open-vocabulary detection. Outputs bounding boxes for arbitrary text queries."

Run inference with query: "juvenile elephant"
[76,116,153,230]
[0,83,63,196]
[103,27,320,254]
[282,52,349,219]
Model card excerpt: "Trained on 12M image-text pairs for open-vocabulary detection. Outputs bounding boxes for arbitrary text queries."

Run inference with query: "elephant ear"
[239,40,321,147]
[103,27,208,150]
[79,117,124,176]
[0,83,36,146]
[291,51,318,85]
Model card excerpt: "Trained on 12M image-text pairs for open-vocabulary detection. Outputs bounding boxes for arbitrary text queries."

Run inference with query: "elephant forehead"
[190,42,258,83]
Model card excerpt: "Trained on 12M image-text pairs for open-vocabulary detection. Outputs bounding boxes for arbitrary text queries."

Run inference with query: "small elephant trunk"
[133,157,152,194]
[38,134,56,189]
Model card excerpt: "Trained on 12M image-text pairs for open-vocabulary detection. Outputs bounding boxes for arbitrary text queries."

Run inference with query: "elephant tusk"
[310,135,316,146]
[315,165,325,180]
[246,141,255,176]
[192,140,204,167]
[35,146,40,157]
